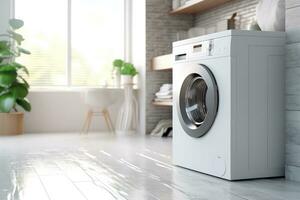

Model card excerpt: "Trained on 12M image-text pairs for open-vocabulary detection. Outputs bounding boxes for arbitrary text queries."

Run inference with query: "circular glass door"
[184,74,208,127]
[178,64,218,138]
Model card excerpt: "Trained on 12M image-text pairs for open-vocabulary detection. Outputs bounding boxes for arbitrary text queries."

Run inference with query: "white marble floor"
[0,133,300,200]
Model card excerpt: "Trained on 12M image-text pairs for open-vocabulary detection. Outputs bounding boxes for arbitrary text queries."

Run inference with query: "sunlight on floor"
[0,133,299,200]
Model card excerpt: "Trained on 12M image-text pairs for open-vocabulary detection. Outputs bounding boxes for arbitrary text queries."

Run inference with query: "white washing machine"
[172,30,286,180]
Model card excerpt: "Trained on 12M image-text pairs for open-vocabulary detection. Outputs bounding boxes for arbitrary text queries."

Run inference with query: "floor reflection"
[0,133,299,200]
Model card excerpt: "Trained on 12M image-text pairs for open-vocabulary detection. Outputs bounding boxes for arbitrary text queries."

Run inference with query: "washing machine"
[172,30,286,180]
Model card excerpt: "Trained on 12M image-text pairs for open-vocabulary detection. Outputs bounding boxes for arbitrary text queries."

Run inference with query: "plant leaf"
[20,66,29,76]
[0,49,14,58]
[9,19,24,30]
[0,64,17,72]
[0,86,6,96]
[18,75,29,88]
[11,83,28,98]
[113,59,124,68]
[0,63,29,76]
[18,47,31,55]
[120,62,138,76]
[0,41,10,50]
[16,98,31,112]
[12,62,29,75]
[0,72,17,87]
[0,92,15,112]
[7,30,24,45]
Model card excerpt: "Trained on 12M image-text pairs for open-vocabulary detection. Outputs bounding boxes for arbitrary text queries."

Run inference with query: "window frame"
[13,0,131,88]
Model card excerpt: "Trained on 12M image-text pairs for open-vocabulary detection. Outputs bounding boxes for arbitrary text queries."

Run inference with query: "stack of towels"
[154,84,172,103]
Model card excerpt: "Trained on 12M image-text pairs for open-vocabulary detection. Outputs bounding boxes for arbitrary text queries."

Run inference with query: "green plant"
[0,19,31,113]
[113,59,138,77]
[113,59,124,70]
[121,62,138,77]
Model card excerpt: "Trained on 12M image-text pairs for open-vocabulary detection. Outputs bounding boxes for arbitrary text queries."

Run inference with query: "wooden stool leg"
[81,110,90,134]
[85,110,93,134]
[81,109,93,134]
[103,109,115,134]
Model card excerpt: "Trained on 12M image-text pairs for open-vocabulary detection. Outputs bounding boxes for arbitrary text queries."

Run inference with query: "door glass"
[182,74,208,127]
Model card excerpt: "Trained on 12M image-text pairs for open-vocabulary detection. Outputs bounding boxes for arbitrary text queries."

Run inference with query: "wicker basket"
[0,112,24,135]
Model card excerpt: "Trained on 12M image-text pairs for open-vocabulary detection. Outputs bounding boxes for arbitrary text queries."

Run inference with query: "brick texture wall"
[195,0,258,30]
[145,0,193,133]
[285,0,300,182]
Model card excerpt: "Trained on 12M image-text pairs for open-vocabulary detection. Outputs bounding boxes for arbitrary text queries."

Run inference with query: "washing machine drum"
[177,64,218,138]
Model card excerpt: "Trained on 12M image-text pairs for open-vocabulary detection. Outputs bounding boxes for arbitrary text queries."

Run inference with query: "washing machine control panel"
[191,40,212,56]
[173,37,231,62]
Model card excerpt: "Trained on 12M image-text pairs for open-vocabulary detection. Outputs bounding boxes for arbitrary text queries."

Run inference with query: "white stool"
[81,88,118,134]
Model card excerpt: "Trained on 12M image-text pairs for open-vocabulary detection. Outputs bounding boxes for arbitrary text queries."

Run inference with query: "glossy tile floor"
[0,133,300,200]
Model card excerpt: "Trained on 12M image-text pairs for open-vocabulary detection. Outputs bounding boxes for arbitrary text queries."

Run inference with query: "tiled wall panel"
[286,6,300,30]
[145,0,193,133]
[285,0,300,182]
[194,0,258,30]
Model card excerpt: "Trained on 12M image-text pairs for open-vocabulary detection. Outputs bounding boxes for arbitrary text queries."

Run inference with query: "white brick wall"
[146,0,193,133]
[195,0,258,30]
[285,0,300,182]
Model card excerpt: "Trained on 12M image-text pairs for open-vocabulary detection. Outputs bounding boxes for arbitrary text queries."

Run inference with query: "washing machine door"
[177,64,218,138]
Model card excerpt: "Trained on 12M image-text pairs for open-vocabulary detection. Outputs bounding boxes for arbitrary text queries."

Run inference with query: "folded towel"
[155,95,172,100]
[161,84,172,88]
[159,88,172,93]
[160,84,172,91]
[155,91,172,97]
[154,98,172,102]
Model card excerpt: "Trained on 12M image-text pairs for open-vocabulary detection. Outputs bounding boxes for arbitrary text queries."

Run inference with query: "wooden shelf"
[170,0,232,15]
[152,54,172,71]
[152,101,173,107]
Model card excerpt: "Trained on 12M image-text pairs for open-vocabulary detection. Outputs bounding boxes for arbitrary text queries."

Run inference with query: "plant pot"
[0,112,24,135]
[113,68,121,87]
[122,75,133,85]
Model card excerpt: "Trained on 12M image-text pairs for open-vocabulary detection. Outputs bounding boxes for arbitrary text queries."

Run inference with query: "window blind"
[15,0,125,87]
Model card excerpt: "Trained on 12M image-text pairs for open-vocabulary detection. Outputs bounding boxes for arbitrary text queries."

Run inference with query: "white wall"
[24,90,123,133]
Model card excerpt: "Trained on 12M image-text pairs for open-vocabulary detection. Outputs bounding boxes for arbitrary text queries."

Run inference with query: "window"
[15,0,126,87]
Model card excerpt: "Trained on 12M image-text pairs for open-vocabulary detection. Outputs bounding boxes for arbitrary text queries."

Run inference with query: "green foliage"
[9,19,24,30]
[16,98,31,112]
[0,19,31,113]
[11,83,28,98]
[113,59,124,69]
[121,62,138,76]
[112,59,138,77]
[0,71,17,87]
[0,92,15,113]
[7,30,24,45]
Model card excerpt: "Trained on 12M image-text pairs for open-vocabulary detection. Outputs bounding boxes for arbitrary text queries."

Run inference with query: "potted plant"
[0,19,31,135]
[120,62,138,85]
[114,60,138,134]
[113,59,138,85]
